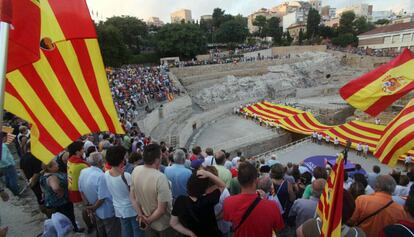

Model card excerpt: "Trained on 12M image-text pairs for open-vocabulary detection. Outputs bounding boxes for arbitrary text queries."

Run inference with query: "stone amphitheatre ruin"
[138,45,393,159]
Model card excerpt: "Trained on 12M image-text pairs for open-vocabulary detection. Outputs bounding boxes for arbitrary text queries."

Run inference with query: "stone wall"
[271,45,327,55]
[329,51,391,70]
[235,132,293,158]
[243,49,273,58]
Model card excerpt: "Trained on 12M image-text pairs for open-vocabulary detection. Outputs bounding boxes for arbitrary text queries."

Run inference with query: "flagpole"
[0,22,10,145]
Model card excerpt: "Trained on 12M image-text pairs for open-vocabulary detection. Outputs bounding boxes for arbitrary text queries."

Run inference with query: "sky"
[86,0,413,23]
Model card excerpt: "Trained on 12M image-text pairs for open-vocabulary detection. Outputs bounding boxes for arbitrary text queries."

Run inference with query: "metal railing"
[256,136,311,159]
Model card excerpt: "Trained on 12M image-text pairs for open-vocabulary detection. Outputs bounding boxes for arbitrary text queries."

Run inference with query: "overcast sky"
[86,0,413,23]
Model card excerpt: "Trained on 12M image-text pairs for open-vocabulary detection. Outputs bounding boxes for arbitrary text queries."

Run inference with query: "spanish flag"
[374,98,414,166]
[340,48,414,116]
[316,153,344,237]
[5,0,124,164]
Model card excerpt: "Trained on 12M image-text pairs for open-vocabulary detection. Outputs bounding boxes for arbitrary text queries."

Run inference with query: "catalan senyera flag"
[340,48,414,117]
[374,98,414,166]
[5,0,124,164]
[316,153,344,237]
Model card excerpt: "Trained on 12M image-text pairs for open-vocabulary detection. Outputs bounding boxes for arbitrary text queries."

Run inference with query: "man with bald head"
[288,179,326,228]
[350,174,407,237]
[214,150,232,188]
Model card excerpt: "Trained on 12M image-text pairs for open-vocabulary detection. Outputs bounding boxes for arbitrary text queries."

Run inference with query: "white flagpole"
[0,22,10,137]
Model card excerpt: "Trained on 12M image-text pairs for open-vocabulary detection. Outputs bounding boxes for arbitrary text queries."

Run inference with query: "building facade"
[336,4,373,18]
[171,9,192,23]
[283,10,305,32]
[247,8,281,33]
[147,17,164,27]
[200,15,212,21]
[287,23,306,41]
[358,22,414,52]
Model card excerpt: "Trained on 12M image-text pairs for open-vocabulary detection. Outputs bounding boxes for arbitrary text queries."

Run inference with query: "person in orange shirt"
[67,141,89,203]
[350,175,407,237]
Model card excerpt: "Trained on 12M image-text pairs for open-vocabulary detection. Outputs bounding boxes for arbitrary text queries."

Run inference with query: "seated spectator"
[302,167,328,199]
[164,149,192,200]
[367,165,381,189]
[296,189,365,237]
[214,150,232,188]
[289,179,326,229]
[223,162,284,237]
[169,168,226,237]
[353,173,374,195]
[349,175,407,237]
[394,175,410,197]
[380,185,414,237]
[125,152,143,174]
[349,182,366,200]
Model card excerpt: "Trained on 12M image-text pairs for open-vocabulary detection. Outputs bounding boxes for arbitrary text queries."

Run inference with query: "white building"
[147,17,164,27]
[171,9,192,23]
[371,10,393,22]
[283,10,305,32]
[358,22,414,52]
[337,4,373,18]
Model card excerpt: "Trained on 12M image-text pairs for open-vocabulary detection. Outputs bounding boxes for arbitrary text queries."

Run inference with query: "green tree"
[253,15,267,38]
[155,23,206,59]
[318,25,337,39]
[265,17,283,45]
[331,33,358,47]
[298,29,305,45]
[282,31,293,46]
[96,23,128,67]
[200,18,214,43]
[306,8,321,40]
[214,19,249,43]
[353,16,375,35]
[375,19,390,25]
[338,11,356,34]
[212,8,233,29]
[104,16,148,54]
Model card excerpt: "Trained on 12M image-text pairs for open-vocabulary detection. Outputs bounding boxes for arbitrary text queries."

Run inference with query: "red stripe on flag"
[281,117,309,133]
[0,0,12,23]
[262,101,301,115]
[347,121,384,135]
[6,80,64,154]
[340,49,414,99]
[71,39,116,132]
[292,115,314,132]
[335,125,379,142]
[382,105,414,135]
[364,81,414,116]
[255,103,289,118]
[246,106,280,120]
[327,129,377,148]
[375,117,414,161]
[48,0,96,40]
[19,66,81,141]
[42,47,100,132]
[301,113,332,130]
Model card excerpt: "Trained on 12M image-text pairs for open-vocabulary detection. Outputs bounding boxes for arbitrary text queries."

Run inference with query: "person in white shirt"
[356,143,363,156]
[394,175,410,197]
[203,148,216,167]
[405,155,413,171]
[312,132,317,143]
[83,135,95,152]
[363,144,369,159]
[325,135,330,144]
[317,133,322,145]
[231,151,242,167]
[334,137,339,149]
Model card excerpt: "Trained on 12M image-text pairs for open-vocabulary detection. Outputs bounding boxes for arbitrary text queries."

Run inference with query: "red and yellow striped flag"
[316,154,344,237]
[340,48,414,116]
[374,98,414,166]
[5,0,124,164]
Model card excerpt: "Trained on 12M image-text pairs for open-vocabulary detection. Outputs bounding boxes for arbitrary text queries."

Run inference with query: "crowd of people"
[327,44,400,57]
[2,114,414,237]
[107,65,180,120]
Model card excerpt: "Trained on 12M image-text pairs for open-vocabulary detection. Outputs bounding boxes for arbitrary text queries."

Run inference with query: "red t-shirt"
[223,193,284,237]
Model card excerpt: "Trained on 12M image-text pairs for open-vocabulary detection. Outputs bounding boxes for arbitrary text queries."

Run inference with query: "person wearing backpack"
[380,184,414,237]
[104,145,144,237]
[223,162,284,237]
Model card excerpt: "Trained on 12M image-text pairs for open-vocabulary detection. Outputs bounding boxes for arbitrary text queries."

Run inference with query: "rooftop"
[359,21,414,36]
